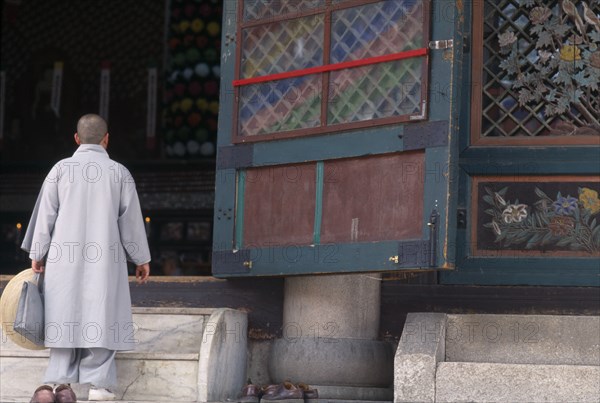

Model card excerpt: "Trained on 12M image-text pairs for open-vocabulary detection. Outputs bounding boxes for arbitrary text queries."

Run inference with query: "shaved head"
[77,114,107,144]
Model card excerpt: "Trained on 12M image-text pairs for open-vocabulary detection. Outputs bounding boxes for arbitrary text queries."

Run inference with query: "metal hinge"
[429,39,453,50]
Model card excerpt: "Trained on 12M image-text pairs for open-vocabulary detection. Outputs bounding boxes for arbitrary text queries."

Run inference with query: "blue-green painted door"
[212,0,465,277]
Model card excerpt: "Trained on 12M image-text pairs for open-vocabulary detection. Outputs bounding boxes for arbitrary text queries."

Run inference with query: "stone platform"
[0,307,248,402]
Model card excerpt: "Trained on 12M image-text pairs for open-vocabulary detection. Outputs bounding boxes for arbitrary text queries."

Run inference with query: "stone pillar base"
[269,337,394,388]
[268,274,392,400]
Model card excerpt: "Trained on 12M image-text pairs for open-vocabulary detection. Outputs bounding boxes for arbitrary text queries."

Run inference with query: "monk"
[22,114,151,401]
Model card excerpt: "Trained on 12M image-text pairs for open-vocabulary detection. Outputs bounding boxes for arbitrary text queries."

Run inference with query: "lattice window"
[473,0,600,142]
[234,0,430,141]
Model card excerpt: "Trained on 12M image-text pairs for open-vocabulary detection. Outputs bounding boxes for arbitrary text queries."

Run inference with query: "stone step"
[435,362,600,403]
[1,307,215,354]
[445,314,600,366]
[394,313,600,402]
[1,307,248,402]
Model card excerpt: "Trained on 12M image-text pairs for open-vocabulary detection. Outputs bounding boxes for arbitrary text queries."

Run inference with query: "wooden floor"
[2,274,599,341]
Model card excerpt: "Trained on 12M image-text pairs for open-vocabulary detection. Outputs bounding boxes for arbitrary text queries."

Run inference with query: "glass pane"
[328,58,423,125]
[243,0,324,22]
[239,75,322,136]
[241,15,324,78]
[331,0,424,63]
[481,0,600,138]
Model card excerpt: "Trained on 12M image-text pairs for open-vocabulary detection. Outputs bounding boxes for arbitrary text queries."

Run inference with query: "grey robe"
[21,144,150,350]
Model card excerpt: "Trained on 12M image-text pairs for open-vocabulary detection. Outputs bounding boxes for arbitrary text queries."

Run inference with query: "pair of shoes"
[261,381,304,400]
[54,384,77,403]
[88,386,116,401]
[30,385,54,403]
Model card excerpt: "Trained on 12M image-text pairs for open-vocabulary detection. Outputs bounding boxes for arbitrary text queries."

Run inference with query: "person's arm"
[135,263,150,284]
[22,167,60,272]
[117,165,151,284]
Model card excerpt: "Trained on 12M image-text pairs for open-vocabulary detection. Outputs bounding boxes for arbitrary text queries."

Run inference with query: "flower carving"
[579,187,600,215]
[502,204,528,223]
[548,216,576,236]
[553,195,578,215]
[590,51,600,69]
[498,31,517,47]
[483,186,599,254]
[559,45,582,61]
[530,7,551,25]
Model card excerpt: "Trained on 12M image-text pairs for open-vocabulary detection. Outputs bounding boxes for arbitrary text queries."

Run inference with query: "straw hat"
[0,268,46,350]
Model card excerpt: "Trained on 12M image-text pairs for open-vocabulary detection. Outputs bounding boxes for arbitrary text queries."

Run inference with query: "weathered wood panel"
[243,164,316,247]
[320,152,424,243]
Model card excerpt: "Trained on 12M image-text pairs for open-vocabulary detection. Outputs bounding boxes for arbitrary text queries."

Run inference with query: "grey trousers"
[44,348,117,388]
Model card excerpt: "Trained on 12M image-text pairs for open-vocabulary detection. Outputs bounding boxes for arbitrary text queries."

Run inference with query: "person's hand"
[31,260,45,273]
[135,263,150,284]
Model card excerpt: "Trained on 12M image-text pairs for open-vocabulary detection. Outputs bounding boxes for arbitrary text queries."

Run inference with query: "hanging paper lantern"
[209,101,219,115]
[173,141,187,156]
[186,48,200,63]
[195,62,210,77]
[183,34,195,46]
[187,140,200,155]
[191,18,204,33]
[207,21,220,37]
[207,117,218,132]
[179,20,190,32]
[189,81,202,96]
[204,81,218,96]
[200,141,215,156]
[195,36,208,48]
[177,127,191,140]
[169,38,181,50]
[199,3,212,17]
[174,115,184,128]
[203,48,218,62]
[174,83,186,96]
[180,98,194,113]
[183,67,194,80]
[184,4,196,17]
[196,98,208,111]
[194,128,209,142]
[187,112,202,127]
[173,53,186,66]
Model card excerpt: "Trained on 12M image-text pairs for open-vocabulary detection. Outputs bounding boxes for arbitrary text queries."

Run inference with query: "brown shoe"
[297,383,319,399]
[237,383,260,402]
[55,384,77,403]
[261,381,304,400]
[30,385,55,403]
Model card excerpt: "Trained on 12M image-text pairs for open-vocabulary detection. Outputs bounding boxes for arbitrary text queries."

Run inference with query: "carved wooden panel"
[473,176,600,256]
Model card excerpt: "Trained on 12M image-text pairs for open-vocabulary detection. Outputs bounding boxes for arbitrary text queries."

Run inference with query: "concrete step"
[1,307,248,402]
[436,362,600,403]
[394,313,600,402]
[445,314,600,366]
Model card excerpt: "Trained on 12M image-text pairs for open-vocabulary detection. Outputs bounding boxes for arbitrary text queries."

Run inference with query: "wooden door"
[212,0,465,276]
